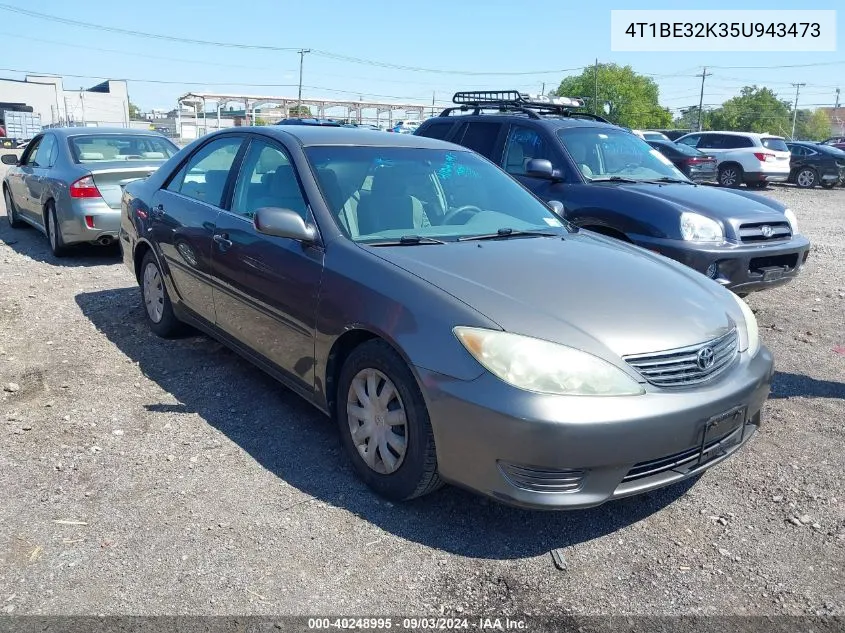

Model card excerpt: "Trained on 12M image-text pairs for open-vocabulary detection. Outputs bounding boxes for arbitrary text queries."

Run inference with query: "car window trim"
[20,134,44,166]
[161,133,247,192]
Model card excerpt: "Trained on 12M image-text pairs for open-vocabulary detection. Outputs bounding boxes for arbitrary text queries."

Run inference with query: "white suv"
[674,131,791,188]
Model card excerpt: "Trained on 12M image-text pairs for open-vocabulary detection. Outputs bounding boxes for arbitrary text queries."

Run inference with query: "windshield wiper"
[588,176,639,183]
[646,177,695,185]
[366,235,447,246]
[457,228,559,242]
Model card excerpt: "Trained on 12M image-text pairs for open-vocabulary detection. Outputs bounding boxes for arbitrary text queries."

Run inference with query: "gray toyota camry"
[119,126,773,510]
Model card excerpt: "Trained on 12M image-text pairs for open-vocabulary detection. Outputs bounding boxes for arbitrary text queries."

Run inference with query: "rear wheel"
[140,250,184,338]
[795,167,818,189]
[337,339,442,501]
[4,188,24,228]
[46,202,68,257]
[718,164,743,188]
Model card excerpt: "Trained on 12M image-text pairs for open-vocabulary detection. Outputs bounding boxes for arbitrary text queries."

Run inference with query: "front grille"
[622,426,741,483]
[498,462,585,493]
[624,328,738,388]
[738,221,792,243]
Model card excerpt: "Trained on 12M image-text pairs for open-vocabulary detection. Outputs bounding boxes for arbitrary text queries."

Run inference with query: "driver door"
[7,135,43,222]
[501,124,568,204]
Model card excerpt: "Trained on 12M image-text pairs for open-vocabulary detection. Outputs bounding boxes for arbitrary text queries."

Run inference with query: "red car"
[820,136,845,151]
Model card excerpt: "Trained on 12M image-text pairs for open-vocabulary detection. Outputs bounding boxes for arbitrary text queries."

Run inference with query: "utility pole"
[696,67,711,131]
[297,49,311,114]
[790,82,806,140]
[541,82,545,97]
[431,91,435,118]
[593,58,599,114]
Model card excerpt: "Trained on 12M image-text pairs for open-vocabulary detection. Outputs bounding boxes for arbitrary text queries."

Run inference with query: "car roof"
[217,125,467,149]
[425,114,620,131]
[46,127,168,139]
[693,130,784,139]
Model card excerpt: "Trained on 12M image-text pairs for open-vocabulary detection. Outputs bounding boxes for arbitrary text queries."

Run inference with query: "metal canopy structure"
[176,91,429,134]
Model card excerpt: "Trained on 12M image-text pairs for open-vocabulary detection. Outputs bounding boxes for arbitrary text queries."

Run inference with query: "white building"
[0,75,130,127]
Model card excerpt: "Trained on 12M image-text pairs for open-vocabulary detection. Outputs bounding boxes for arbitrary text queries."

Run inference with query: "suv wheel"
[718,164,743,188]
[795,167,818,189]
[337,339,443,501]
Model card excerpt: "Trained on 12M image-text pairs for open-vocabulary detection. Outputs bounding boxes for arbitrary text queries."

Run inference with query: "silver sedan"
[2,127,178,256]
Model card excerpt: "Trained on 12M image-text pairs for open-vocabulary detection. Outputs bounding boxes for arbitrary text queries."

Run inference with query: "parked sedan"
[119,126,773,510]
[2,128,179,256]
[786,141,845,189]
[646,139,718,183]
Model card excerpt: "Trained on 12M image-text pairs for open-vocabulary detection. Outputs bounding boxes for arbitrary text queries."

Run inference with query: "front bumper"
[420,346,773,510]
[59,198,121,245]
[634,234,811,293]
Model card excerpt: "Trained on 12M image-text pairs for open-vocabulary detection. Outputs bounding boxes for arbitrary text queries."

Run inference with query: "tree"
[554,63,672,129]
[794,108,831,140]
[673,106,709,132]
[128,102,141,120]
[707,86,791,135]
[288,105,312,117]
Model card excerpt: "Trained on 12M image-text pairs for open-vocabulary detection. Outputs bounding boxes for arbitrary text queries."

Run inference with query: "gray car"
[119,126,773,510]
[2,127,179,256]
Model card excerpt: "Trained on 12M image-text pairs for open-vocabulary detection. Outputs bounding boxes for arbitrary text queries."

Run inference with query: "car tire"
[795,167,818,189]
[718,164,743,188]
[4,188,24,228]
[46,202,69,257]
[336,339,443,502]
[140,250,184,338]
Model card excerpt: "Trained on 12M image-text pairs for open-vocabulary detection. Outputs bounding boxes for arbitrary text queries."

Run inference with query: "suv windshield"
[69,135,178,163]
[306,147,570,242]
[557,127,687,182]
[761,137,789,152]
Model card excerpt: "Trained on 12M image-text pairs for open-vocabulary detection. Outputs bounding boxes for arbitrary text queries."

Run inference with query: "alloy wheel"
[796,169,816,188]
[720,168,738,187]
[346,368,408,475]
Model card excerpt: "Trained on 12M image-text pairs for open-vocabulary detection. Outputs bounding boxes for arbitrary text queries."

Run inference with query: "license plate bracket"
[761,267,786,282]
[698,405,746,465]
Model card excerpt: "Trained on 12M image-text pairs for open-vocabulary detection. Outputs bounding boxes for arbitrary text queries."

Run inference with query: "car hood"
[367,233,741,361]
[611,182,785,216]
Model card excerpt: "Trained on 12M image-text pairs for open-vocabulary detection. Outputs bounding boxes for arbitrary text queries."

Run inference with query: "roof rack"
[438,90,611,123]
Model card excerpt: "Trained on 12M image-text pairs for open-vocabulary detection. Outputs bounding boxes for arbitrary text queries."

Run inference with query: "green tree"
[555,63,672,128]
[707,86,791,135]
[794,108,831,140]
[673,106,709,132]
[128,102,141,120]
[288,105,313,117]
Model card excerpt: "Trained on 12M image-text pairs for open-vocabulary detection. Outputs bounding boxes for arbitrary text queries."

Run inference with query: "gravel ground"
[0,181,843,618]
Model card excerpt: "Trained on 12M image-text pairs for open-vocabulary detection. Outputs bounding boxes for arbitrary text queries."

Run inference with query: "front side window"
[34,134,57,167]
[503,125,552,176]
[231,140,307,220]
[69,134,179,163]
[557,127,687,182]
[20,136,43,166]
[166,136,243,207]
[306,147,570,242]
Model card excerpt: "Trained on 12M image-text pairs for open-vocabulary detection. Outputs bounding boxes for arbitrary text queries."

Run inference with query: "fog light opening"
[85,215,95,229]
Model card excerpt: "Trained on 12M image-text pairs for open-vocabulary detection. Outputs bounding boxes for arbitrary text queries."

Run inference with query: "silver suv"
[675,131,791,188]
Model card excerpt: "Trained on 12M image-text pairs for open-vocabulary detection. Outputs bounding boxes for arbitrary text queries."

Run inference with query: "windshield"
[557,127,688,182]
[761,137,789,152]
[305,147,570,242]
[69,135,178,163]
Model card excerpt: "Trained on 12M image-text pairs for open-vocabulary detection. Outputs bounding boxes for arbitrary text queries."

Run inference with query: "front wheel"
[795,168,818,189]
[718,165,743,188]
[140,250,184,338]
[337,339,442,501]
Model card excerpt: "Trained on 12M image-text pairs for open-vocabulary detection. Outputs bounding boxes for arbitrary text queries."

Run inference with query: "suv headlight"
[730,293,760,358]
[680,212,723,242]
[453,327,644,396]
[784,208,798,234]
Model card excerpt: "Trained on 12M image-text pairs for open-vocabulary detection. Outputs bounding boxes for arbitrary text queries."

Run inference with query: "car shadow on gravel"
[771,370,844,400]
[0,219,121,267]
[76,286,700,560]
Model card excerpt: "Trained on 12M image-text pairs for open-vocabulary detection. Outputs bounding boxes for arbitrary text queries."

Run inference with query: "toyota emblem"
[697,346,716,370]
[761,225,774,238]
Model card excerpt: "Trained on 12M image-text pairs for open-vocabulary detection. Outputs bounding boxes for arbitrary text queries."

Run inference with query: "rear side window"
[762,137,789,152]
[723,135,754,149]
[417,121,454,141]
[457,122,502,159]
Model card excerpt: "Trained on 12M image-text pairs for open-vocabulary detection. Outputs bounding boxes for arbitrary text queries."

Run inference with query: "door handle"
[213,233,232,250]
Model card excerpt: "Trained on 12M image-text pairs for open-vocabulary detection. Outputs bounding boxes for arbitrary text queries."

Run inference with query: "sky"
[0,0,842,116]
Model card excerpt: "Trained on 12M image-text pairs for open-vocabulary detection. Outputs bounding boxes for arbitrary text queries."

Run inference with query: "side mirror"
[1,154,19,165]
[525,158,562,181]
[547,200,566,216]
[254,206,317,243]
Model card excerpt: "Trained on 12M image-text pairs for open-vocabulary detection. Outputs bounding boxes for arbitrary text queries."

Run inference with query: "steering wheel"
[440,205,483,225]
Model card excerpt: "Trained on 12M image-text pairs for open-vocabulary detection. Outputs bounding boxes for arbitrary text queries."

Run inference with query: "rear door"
[210,136,323,392]
[150,135,246,323]
[8,135,43,221]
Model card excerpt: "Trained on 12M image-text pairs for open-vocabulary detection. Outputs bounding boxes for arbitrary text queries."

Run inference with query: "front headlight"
[680,212,723,242]
[453,327,645,396]
[730,293,760,358]
[784,208,798,234]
